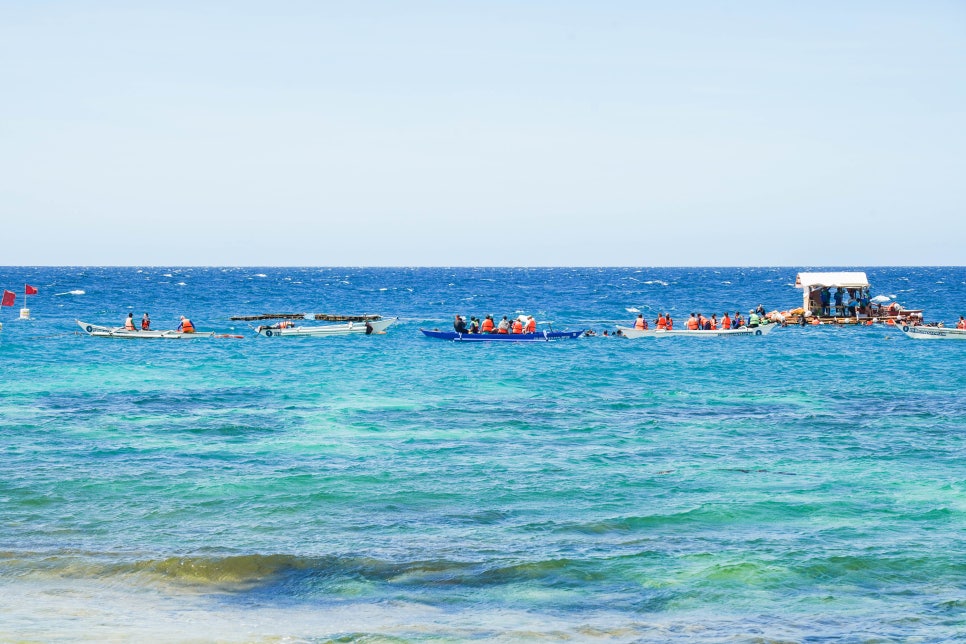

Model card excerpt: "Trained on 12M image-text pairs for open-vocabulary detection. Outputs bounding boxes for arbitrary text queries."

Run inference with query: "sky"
[1,1,963,266]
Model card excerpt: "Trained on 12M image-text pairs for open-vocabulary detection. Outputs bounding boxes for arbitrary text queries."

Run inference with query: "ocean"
[1,266,964,642]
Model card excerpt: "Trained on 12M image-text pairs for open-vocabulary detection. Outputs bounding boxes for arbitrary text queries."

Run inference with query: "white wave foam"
[54,290,85,296]
[625,307,640,313]
[643,280,669,286]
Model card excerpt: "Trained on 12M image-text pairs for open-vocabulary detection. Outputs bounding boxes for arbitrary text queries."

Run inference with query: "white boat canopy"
[795,272,869,289]
[795,272,870,313]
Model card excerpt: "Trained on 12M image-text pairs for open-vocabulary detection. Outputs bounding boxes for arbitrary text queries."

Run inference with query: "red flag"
[25,284,37,295]
[1,290,14,307]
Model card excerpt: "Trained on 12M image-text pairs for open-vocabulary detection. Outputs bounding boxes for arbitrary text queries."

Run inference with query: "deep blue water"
[1,266,965,641]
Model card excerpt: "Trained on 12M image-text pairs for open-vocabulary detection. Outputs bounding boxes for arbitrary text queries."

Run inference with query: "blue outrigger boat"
[420,329,584,342]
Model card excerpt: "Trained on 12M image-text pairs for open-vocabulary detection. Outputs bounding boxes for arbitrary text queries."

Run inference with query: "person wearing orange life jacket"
[710,314,718,330]
[656,314,666,330]
[511,317,524,334]
[525,316,536,333]
[958,316,966,330]
[496,316,510,334]
[178,316,195,333]
[481,315,495,333]
[721,313,731,330]
[634,314,646,330]
[686,313,699,331]
[123,312,136,331]
[665,314,673,330]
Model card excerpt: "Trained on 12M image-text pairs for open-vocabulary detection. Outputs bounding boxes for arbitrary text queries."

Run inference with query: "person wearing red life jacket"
[525,316,536,333]
[141,312,151,330]
[665,315,673,330]
[656,314,666,330]
[511,318,523,334]
[178,316,195,333]
[481,315,494,333]
[721,313,731,329]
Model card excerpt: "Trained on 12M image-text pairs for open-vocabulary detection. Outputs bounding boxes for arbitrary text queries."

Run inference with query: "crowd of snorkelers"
[453,314,537,334]
[584,304,784,336]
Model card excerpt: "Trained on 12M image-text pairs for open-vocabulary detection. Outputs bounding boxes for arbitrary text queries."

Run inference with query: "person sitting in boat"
[634,314,647,331]
[733,311,744,328]
[525,315,537,333]
[655,314,666,330]
[275,320,294,329]
[686,313,699,330]
[496,316,510,334]
[178,316,195,333]
[748,310,760,328]
[511,317,524,334]
[710,314,718,330]
[124,313,136,331]
[664,314,673,330]
[141,312,151,330]
[453,315,468,334]
[469,317,481,333]
[365,319,374,335]
[721,313,731,329]
[481,315,495,333]
[957,316,966,330]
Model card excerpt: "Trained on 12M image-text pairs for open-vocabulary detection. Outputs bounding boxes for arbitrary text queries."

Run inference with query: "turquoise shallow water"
[1,267,965,641]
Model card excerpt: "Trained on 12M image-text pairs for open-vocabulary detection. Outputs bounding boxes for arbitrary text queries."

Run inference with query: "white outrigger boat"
[77,320,216,339]
[616,323,779,339]
[255,317,397,337]
[897,324,966,341]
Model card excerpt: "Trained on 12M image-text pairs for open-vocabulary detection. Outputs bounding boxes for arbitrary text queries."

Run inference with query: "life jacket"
[497,328,508,334]
[525,318,536,333]
[124,317,136,331]
[710,321,717,330]
[687,317,699,330]
[181,318,195,333]
[481,318,494,332]
[958,319,966,330]
[512,320,523,334]
[665,318,673,330]
[634,317,645,330]
[141,318,150,330]
[657,316,666,330]
[722,316,731,329]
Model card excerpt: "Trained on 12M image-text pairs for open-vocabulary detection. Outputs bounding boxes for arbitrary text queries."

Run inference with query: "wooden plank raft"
[229,313,382,322]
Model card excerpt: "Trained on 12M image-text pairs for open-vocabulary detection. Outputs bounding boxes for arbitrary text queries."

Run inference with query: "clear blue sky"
[1,1,963,265]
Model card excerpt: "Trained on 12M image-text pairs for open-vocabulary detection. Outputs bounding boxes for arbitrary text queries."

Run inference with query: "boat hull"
[77,320,215,339]
[420,329,583,342]
[256,317,397,337]
[898,324,966,340]
[617,323,778,338]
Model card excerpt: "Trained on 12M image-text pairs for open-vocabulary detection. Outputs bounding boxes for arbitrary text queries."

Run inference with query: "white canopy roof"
[795,272,869,289]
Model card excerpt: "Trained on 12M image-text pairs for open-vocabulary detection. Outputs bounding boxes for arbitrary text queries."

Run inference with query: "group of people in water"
[454,314,537,334]
[121,312,195,333]
[629,304,772,332]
